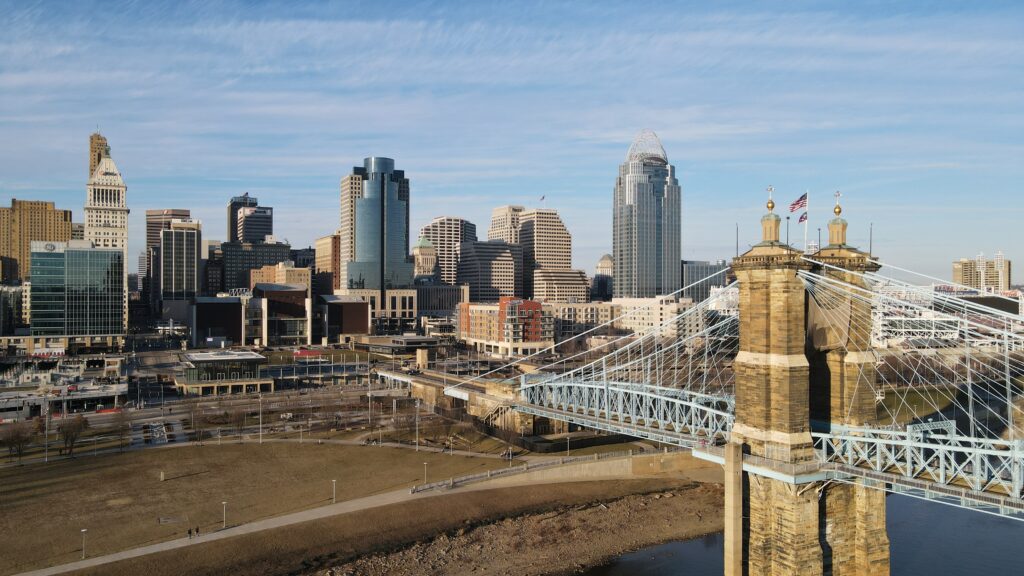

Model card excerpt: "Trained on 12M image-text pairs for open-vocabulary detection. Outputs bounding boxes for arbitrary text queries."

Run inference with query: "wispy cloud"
[0,1,1021,275]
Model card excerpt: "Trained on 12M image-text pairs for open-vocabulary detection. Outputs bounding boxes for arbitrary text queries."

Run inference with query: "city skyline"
[1,2,1022,278]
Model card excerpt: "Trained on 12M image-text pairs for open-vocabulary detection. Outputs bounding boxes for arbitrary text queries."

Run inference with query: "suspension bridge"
[445,197,1024,575]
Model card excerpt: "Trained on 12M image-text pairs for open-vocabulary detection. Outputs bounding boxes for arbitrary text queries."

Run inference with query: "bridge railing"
[813,428,1024,498]
[518,379,733,442]
[409,448,656,494]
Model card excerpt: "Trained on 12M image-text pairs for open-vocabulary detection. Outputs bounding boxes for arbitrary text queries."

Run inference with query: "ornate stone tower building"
[85,135,129,330]
[725,192,889,576]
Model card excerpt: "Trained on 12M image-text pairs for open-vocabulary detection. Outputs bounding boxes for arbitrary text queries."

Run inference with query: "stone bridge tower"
[725,194,890,576]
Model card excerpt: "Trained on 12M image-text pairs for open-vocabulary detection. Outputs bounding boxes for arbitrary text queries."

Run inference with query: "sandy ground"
[314,482,724,576]
[71,479,722,576]
[0,443,506,574]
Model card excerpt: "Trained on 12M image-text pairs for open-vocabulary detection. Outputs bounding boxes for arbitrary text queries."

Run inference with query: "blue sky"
[2,1,1022,279]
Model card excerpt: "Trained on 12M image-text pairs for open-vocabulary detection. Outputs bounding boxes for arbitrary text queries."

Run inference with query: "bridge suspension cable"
[442,267,732,394]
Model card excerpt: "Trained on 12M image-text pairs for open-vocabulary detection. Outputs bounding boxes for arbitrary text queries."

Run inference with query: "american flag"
[789,193,808,212]
[798,212,808,223]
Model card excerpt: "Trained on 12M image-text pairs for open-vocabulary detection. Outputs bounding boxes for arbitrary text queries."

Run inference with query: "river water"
[585,494,1023,575]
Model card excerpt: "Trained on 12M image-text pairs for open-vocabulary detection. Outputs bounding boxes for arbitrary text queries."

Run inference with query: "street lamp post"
[415,399,420,452]
[423,462,428,484]
[222,501,227,529]
[332,479,336,504]
[81,529,87,559]
[258,395,263,445]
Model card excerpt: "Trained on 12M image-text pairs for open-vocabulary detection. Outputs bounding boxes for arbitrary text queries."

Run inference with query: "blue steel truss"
[512,267,1024,519]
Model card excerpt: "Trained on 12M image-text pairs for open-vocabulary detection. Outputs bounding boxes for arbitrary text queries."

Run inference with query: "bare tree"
[110,410,133,452]
[59,415,89,457]
[1,421,34,463]
[231,409,247,442]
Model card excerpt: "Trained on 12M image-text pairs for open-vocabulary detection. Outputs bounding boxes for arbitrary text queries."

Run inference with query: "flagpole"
[803,189,809,252]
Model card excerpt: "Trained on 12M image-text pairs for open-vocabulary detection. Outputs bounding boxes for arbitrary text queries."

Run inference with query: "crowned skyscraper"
[612,130,681,298]
[84,133,129,330]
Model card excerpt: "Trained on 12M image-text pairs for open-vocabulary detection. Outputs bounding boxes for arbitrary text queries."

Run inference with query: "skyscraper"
[236,206,274,243]
[315,232,341,293]
[0,199,72,283]
[457,240,522,302]
[30,241,124,337]
[337,157,413,291]
[681,259,729,302]
[226,193,259,243]
[953,252,1012,292]
[84,135,129,329]
[519,208,573,298]
[420,216,478,285]
[488,205,524,244]
[144,209,190,306]
[157,219,202,321]
[613,129,681,298]
[591,254,614,301]
[89,132,108,179]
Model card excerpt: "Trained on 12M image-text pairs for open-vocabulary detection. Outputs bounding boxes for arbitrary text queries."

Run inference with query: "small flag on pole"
[798,212,808,223]
[789,193,808,212]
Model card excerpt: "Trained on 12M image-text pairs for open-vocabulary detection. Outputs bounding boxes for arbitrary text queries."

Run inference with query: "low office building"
[416,284,469,318]
[457,297,554,357]
[175,350,273,396]
[316,295,371,345]
[248,283,312,347]
[544,301,619,343]
[360,334,441,355]
[250,261,311,297]
[335,288,418,335]
[532,269,590,303]
[26,240,125,354]
[190,296,245,348]
[220,239,291,290]
[612,295,698,339]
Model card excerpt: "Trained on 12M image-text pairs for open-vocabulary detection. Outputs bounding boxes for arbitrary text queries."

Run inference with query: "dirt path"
[311,482,724,576]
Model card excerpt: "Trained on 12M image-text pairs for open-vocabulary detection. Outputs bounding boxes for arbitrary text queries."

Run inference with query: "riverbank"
[311,481,724,576]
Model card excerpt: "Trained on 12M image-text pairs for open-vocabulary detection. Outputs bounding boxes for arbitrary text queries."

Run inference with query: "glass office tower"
[613,130,681,298]
[30,241,125,336]
[339,157,413,290]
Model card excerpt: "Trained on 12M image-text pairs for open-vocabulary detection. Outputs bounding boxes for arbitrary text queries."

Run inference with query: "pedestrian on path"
[187,528,192,539]
[195,526,200,537]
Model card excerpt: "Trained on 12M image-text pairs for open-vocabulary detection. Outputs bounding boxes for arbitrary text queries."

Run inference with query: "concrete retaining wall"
[478,451,716,489]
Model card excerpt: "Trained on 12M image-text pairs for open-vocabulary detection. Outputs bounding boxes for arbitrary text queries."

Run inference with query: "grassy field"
[877,386,957,426]
[0,443,506,574]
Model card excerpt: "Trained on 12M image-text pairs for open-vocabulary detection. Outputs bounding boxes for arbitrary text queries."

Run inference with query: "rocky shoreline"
[314,482,724,576]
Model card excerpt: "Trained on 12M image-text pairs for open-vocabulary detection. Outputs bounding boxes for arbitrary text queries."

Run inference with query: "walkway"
[13,454,643,576]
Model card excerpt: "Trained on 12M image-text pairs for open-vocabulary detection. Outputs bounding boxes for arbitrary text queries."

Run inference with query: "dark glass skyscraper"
[30,241,124,336]
[226,193,258,243]
[613,130,681,298]
[338,157,413,290]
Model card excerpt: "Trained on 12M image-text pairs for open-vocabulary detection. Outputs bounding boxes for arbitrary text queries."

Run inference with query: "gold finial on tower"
[760,185,781,243]
[828,190,848,246]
